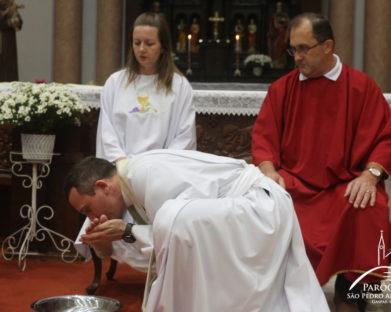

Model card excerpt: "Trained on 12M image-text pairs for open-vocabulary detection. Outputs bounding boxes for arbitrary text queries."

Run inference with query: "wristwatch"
[122,223,136,243]
[367,167,382,179]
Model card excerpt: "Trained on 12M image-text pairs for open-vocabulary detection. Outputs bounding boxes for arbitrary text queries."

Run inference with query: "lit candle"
[235,34,240,53]
[188,34,192,53]
[186,34,192,75]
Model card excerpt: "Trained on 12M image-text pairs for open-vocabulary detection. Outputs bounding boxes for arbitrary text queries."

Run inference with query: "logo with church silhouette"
[347,230,391,304]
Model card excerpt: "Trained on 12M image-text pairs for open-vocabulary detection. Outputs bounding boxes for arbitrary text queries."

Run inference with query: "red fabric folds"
[252,65,391,285]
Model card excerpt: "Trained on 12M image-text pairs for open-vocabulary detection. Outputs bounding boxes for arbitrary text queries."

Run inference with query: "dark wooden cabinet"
[125,0,322,82]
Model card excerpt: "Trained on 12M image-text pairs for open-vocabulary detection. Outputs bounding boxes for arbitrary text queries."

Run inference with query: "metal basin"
[31,295,122,312]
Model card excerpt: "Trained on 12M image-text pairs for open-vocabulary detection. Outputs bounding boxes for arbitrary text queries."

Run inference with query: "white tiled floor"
[322,277,391,311]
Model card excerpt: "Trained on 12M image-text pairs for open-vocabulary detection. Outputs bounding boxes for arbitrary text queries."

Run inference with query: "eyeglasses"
[287,41,324,56]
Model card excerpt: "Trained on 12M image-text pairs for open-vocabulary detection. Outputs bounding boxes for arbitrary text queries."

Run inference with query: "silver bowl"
[31,295,122,312]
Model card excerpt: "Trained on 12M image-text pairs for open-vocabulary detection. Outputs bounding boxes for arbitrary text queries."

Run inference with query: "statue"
[234,18,244,53]
[152,1,161,13]
[190,17,200,53]
[0,0,24,81]
[267,1,289,69]
[176,18,187,53]
[247,18,257,54]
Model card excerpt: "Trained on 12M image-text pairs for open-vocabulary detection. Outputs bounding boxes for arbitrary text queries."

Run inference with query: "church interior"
[1,0,391,311]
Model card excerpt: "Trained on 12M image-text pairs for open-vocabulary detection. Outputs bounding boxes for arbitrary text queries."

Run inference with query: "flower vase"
[252,66,263,77]
[21,134,56,161]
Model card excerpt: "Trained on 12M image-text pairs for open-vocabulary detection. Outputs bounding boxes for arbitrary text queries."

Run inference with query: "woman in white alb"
[75,12,196,264]
[97,12,196,161]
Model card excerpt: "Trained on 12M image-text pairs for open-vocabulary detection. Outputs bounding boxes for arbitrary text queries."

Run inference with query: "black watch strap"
[122,223,136,243]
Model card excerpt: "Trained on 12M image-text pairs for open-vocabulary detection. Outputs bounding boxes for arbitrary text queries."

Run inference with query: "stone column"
[95,0,123,85]
[328,0,355,66]
[364,0,391,92]
[53,0,82,83]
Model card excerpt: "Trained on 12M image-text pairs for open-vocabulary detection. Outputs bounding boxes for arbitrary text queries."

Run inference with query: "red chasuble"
[252,64,391,285]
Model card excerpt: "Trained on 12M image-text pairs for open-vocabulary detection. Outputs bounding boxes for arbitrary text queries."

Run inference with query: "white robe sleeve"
[164,75,196,150]
[96,73,127,162]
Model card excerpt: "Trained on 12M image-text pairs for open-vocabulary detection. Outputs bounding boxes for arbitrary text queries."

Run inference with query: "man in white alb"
[64,149,330,312]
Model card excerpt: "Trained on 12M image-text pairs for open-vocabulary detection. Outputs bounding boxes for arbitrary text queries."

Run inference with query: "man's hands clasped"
[80,215,127,246]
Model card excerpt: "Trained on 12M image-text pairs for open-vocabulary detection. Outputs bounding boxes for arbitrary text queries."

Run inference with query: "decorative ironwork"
[1,152,78,271]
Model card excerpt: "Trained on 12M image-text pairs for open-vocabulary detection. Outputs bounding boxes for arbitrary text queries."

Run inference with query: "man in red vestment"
[252,12,391,312]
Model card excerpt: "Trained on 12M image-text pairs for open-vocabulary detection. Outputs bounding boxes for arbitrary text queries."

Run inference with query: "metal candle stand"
[234,35,241,77]
[1,151,78,271]
[186,34,193,76]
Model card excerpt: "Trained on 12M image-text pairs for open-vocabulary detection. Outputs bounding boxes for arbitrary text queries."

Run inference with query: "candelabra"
[1,151,78,271]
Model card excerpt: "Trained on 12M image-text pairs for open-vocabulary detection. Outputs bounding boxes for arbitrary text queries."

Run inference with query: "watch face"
[369,168,381,177]
[123,235,136,243]
[122,223,136,243]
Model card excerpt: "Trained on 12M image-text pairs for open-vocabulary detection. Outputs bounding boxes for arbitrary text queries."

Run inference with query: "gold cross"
[208,11,224,41]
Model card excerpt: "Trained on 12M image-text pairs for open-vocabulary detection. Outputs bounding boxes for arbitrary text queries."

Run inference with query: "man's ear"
[94,179,109,194]
[324,39,334,54]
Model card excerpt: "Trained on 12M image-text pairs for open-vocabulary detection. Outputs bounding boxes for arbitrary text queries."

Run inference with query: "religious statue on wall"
[0,0,24,82]
[267,1,289,69]
[234,18,245,53]
[190,17,200,53]
[176,18,187,53]
[152,1,161,13]
[247,18,257,54]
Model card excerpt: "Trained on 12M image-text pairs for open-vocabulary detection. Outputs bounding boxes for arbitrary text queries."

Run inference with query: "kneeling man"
[64,149,329,312]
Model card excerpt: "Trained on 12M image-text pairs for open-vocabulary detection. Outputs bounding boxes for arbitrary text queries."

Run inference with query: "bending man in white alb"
[64,149,329,312]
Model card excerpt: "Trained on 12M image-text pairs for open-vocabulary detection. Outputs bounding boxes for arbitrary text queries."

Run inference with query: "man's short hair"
[63,156,116,199]
[289,12,335,43]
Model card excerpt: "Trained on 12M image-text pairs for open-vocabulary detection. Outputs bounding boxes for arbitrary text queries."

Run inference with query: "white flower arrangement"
[0,82,90,134]
[243,54,272,67]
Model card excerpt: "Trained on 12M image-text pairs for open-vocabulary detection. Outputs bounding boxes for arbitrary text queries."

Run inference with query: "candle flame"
[188,34,192,40]
[235,34,240,40]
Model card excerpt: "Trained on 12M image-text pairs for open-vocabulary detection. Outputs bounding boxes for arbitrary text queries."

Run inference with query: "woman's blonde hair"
[126,12,182,93]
